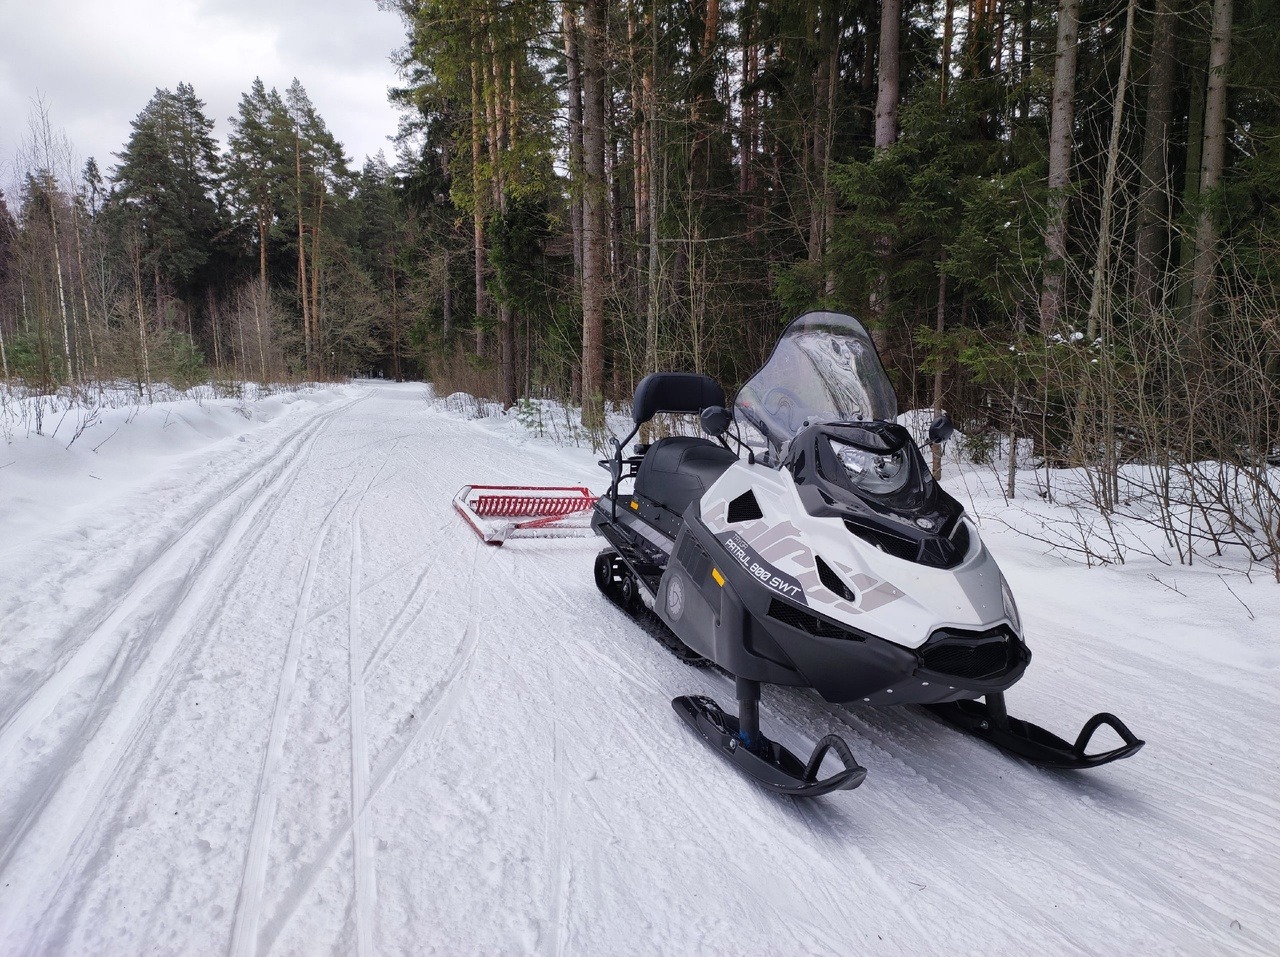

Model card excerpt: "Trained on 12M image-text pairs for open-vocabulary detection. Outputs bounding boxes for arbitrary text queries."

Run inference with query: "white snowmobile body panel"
[698,460,1016,651]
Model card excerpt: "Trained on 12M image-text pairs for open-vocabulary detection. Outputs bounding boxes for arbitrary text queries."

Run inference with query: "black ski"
[673,695,867,797]
[924,693,1145,769]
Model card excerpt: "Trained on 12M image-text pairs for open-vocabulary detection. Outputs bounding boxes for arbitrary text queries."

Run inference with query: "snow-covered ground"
[1,379,1276,956]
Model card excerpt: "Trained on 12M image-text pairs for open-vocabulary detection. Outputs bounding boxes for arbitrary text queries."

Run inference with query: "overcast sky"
[1,0,407,189]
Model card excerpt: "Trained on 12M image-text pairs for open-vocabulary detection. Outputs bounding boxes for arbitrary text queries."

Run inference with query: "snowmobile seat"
[635,437,737,517]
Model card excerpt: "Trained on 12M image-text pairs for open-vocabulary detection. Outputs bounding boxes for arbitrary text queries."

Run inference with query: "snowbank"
[0,383,355,552]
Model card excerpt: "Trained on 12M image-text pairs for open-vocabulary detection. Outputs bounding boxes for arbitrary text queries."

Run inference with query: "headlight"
[834,441,910,495]
[1000,575,1023,636]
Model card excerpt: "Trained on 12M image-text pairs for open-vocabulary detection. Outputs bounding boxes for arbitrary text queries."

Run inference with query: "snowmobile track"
[0,394,363,766]
[228,522,329,957]
[227,427,388,957]
[254,539,485,956]
[0,393,363,950]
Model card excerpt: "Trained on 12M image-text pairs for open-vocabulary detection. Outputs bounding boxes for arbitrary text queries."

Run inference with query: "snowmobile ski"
[923,693,1145,769]
[673,694,866,797]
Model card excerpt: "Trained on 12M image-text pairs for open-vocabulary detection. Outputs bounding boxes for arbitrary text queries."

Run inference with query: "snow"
[1,379,1277,955]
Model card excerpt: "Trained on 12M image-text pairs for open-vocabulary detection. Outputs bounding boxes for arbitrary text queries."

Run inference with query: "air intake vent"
[918,521,970,569]
[726,490,764,523]
[844,520,918,562]
[767,599,865,641]
[918,626,1022,680]
[815,555,856,601]
[676,531,710,583]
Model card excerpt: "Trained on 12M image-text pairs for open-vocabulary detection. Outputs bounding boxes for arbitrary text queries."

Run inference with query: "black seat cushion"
[635,437,738,517]
[632,373,725,425]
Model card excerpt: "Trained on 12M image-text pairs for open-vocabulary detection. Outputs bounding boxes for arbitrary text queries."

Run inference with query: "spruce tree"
[113,84,224,307]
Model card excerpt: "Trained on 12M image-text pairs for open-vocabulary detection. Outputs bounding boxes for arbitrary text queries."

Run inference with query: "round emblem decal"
[667,575,686,621]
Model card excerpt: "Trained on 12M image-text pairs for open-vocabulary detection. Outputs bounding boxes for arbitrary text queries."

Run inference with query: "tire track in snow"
[348,511,376,957]
[359,514,459,682]
[228,425,402,957]
[227,521,329,957]
[0,398,355,952]
[543,668,571,957]
[306,540,439,627]
[0,393,365,764]
[256,531,485,956]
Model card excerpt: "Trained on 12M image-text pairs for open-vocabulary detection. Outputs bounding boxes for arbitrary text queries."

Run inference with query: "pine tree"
[284,79,351,375]
[113,84,224,310]
[226,79,291,295]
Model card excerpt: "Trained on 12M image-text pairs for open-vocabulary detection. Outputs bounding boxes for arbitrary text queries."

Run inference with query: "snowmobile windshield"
[734,312,897,456]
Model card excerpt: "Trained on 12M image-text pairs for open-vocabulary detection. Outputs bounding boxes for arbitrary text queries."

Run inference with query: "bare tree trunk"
[932,2,956,481]
[48,191,74,380]
[931,261,948,480]
[1084,0,1138,512]
[1085,0,1138,342]
[1019,0,1034,121]
[581,0,608,426]
[644,1,661,377]
[252,284,267,382]
[470,57,487,357]
[563,0,585,285]
[131,236,152,397]
[809,2,838,270]
[295,133,312,372]
[629,4,649,347]
[501,302,516,407]
[259,212,269,295]
[1039,0,1081,333]
[311,188,325,370]
[941,0,956,105]
[390,265,401,381]
[70,198,98,379]
[1175,60,1205,320]
[442,249,453,339]
[1189,0,1233,345]
[208,290,222,371]
[873,0,901,148]
[1133,0,1179,309]
[869,0,902,349]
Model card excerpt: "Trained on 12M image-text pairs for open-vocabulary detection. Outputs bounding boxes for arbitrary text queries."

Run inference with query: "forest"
[2,0,1279,561]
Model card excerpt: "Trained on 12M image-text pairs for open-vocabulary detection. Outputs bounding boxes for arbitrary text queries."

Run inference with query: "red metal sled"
[453,484,598,545]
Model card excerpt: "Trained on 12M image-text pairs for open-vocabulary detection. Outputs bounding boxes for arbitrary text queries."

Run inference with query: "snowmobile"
[591,311,1143,797]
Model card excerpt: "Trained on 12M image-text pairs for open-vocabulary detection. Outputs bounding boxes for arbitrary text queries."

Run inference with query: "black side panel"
[632,373,725,424]
[659,520,807,686]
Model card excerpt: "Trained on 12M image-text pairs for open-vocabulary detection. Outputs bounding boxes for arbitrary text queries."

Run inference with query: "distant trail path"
[1,381,1275,956]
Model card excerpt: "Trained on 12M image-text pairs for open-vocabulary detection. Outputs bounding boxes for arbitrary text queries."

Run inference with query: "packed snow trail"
[1,381,1276,955]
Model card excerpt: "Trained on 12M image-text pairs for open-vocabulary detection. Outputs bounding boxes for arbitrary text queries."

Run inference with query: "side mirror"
[700,405,733,438]
[928,413,954,445]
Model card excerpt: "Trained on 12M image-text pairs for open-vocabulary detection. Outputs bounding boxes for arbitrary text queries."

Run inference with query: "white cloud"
[0,0,406,188]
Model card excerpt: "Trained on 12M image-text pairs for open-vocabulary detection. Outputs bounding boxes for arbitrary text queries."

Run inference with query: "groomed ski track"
[0,381,1275,955]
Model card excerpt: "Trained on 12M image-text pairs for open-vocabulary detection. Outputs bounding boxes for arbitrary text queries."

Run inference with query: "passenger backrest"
[632,372,725,425]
